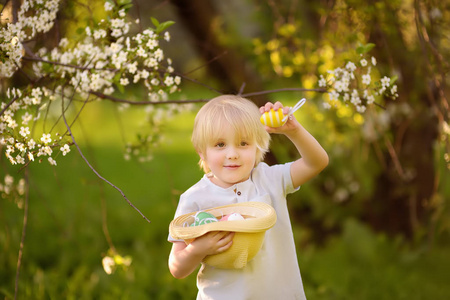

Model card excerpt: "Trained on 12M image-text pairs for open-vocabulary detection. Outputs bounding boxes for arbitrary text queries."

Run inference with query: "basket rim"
[169,201,277,240]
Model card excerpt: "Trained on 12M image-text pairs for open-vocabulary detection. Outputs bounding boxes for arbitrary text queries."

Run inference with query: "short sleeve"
[254,162,300,197]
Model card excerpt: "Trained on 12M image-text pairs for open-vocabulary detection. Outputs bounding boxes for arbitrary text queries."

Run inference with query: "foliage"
[301,219,450,299]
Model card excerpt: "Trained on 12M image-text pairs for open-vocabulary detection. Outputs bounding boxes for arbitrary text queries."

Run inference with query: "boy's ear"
[197,150,205,161]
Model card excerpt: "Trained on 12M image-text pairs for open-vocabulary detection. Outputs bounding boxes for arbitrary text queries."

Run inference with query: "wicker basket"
[169,202,277,269]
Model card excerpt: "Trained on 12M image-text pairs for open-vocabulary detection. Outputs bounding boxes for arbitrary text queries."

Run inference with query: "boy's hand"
[259,101,301,134]
[190,231,235,257]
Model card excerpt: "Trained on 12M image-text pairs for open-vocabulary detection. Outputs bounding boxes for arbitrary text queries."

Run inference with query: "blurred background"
[1,0,449,299]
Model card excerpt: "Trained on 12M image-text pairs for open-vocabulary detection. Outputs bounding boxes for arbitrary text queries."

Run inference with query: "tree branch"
[89,87,328,106]
[61,91,151,223]
[14,167,29,300]
[22,55,118,72]
[89,91,210,105]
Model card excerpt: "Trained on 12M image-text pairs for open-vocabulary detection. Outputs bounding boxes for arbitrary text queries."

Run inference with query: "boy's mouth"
[224,164,240,169]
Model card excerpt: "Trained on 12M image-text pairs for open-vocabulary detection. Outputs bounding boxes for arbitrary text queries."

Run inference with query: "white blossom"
[48,157,57,166]
[104,2,113,11]
[371,56,377,66]
[93,29,107,40]
[120,77,130,86]
[16,155,25,164]
[164,32,170,42]
[60,144,70,156]
[19,127,30,137]
[102,256,115,275]
[28,139,36,149]
[328,91,339,101]
[381,76,391,87]
[164,76,174,86]
[345,61,356,72]
[146,39,158,50]
[41,133,52,144]
[318,75,327,87]
[28,152,34,161]
[362,74,371,85]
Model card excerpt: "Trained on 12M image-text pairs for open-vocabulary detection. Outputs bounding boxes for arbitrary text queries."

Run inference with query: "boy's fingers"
[263,102,273,112]
[273,101,283,111]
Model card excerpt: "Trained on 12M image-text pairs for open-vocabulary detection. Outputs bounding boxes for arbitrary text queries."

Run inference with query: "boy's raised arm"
[285,124,329,188]
[260,101,329,189]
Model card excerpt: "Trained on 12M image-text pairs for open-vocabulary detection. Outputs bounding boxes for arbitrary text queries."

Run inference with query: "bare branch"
[14,167,29,300]
[89,91,210,105]
[22,55,119,72]
[61,92,151,223]
[182,50,229,76]
[241,87,327,98]
[0,96,19,117]
[89,87,328,106]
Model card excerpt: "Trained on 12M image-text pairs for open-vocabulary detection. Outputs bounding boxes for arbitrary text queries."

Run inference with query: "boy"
[168,95,328,299]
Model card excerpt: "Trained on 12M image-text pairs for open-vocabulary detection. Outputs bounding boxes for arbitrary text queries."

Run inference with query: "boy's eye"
[215,142,225,148]
[240,141,249,146]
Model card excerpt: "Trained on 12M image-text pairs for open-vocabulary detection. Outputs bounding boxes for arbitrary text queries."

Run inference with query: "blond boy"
[168,95,328,299]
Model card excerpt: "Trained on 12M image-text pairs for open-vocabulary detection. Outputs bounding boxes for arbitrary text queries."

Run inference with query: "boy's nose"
[226,147,239,159]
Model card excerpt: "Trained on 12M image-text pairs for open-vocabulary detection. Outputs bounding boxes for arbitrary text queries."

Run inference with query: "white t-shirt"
[169,162,307,300]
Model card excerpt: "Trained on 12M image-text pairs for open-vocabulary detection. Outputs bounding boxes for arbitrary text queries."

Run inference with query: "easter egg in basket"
[221,213,245,221]
[190,211,218,226]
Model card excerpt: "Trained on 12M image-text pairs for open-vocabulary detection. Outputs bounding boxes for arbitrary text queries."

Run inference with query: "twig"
[100,184,117,252]
[14,167,29,300]
[89,91,210,105]
[22,55,118,72]
[384,135,405,179]
[238,82,246,95]
[0,96,19,117]
[182,50,229,76]
[241,87,326,98]
[168,70,224,94]
[61,93,151,223]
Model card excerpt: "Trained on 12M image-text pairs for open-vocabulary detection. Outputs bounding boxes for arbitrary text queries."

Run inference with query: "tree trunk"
[169,0,268,106]
[364,0,439,237]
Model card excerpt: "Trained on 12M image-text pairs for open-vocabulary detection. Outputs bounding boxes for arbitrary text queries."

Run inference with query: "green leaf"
[116,83,124,94]
[113,72,125,93]
[356,43,376,55]
[390,75,398,84]
[364,43,376,52]
[76,27,85,35]
[118,0,132,6]
[156,21,175,34]
[121,3,133,12]
[151,17,160,28]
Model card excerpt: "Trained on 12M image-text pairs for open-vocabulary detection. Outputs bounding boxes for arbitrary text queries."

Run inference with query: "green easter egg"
[192,211,218,226]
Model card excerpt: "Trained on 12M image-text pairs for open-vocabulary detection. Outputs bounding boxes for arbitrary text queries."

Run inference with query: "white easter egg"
[227,213,245,221]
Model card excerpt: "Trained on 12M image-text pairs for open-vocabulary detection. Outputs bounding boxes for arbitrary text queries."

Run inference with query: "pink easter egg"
[220,213,244,221]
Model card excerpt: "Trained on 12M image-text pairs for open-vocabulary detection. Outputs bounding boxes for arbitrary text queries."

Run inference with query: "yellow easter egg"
[260,108,287,127]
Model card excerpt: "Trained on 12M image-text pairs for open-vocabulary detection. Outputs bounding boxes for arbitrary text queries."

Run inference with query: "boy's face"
[199,123,257,188]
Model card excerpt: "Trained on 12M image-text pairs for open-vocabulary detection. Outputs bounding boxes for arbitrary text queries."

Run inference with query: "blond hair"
[192,95,270,173]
